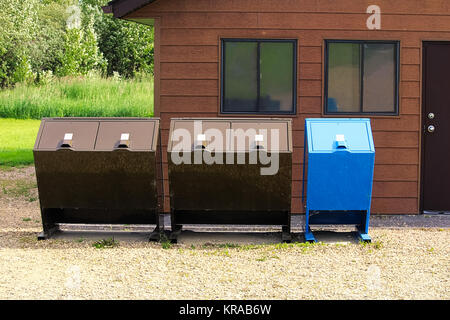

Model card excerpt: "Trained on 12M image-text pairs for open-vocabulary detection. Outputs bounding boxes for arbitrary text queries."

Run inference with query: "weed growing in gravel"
[256,256,267,262]
[19,236,37,244]
[22,217,31,222]
[160,234,172,249]
[359,239,383,250]
[218,243,241,249]
[92,238,119,249]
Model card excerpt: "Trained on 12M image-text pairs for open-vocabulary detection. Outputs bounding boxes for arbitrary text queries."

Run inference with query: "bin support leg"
[169,224,182,244]
[149,226,163,242]
[282,225,292,243]
[304,226,316,243]
[149,212,165,242]
[37,226,59,240]
[37,208,59,240]
[304,209,316,243]
[357,210,371,242]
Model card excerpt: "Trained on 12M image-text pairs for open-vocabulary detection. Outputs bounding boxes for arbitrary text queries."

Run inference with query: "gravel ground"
[0,167,449,300]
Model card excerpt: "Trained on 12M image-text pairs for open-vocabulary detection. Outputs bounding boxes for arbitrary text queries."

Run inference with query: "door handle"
[427,125,435,133]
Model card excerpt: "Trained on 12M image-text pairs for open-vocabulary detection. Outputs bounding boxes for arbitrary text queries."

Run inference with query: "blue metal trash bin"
[302,118,375,242]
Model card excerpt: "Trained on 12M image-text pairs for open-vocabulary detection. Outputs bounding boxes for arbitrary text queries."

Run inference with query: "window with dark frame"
[325,40,399,115]
[221,39,297,114]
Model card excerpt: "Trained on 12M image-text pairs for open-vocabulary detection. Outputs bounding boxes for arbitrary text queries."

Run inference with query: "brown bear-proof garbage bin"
[33,118,161,240]
[167,118,292,242]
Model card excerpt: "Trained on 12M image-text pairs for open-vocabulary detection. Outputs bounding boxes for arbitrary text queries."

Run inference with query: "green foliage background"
[0,0,154,87]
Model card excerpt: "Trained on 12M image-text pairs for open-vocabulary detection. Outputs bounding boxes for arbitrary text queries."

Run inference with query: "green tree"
[82,0,154,77]
[57,10,106,76]
[0,0,39,86]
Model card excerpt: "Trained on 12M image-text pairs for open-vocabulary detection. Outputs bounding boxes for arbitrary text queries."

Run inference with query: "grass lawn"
[0,119,41,167]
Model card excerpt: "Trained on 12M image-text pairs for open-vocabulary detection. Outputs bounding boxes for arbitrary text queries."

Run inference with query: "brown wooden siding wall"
[127,0,450,214]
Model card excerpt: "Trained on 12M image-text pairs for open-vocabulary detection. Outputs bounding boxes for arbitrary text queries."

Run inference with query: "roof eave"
[102,0,156,19]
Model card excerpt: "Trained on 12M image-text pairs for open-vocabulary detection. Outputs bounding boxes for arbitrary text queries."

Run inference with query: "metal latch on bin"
[116,133,131,149]
[59,133,73,149]
[194,134,207,150]
[254,134,265,150]
[334,134,348,150]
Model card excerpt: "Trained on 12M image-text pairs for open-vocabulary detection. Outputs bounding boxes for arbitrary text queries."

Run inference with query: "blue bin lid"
[305,118,375,153]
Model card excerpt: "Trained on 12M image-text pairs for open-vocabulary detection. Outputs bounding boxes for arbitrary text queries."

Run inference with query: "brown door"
[422,42,450,212]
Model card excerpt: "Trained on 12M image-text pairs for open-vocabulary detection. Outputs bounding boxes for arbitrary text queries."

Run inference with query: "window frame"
[220,38,297,115]
[324,40,400,116]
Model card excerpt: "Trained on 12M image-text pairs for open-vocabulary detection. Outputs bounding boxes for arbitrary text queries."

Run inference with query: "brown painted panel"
[299,47,322,63]
[160,80,218,96]
[401,65,420,81]
[372,181,418,198]
[373,164,418,181]
[299,63,322,80]
[375,148,419,165]
[402,48,421,65]
[299,97,322,113]
[161,28,219,45]
[290,197,418,214]
[401,98,420,115]
[292,131,304,147]
[160,96,218,113]
[258,13,450,32]
[372,131,419,148]
[161,62,218,79]
[299,80,322,97]
[371,115,420,132]
[160,45,218,62]
[371,198,418,214]
[401,81,421,98]
[292,164,303,181]
[159,28,450,47]
[134,0,449,15]
[161,12,258,28]
[293,147,303,164]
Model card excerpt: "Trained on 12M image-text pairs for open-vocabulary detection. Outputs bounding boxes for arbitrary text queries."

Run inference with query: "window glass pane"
[327,43,361,113]
[259,42,294,112]
[223,42,258,112]
[363,43,396,112]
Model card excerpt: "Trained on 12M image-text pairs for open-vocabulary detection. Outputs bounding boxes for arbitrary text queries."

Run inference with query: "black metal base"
[169,210,292,243]
[168,225,183,244]
[38,207,161,240]
[171,210,289,225]
[282,225,292,243]
[37,226,60,240]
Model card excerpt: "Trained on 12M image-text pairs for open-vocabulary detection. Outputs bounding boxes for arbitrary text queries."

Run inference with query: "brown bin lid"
[169,118,291,152]
[231,121,290,152]
[95,121,158,151]
[37,121,99,151]
[170,120,230,152]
